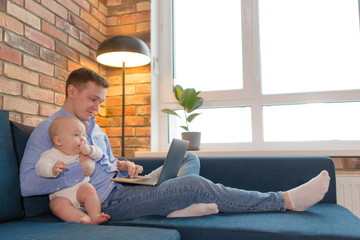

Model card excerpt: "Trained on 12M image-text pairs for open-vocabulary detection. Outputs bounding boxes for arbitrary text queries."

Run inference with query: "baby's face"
[57,120,86,155]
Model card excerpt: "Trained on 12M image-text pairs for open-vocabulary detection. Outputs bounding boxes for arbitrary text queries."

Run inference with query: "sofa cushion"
[0,110,24,222]
[109,204,360,240]
[1,218,180,240]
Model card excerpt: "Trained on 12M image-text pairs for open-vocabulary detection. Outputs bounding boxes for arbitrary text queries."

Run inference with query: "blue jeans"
[101,152,285,220]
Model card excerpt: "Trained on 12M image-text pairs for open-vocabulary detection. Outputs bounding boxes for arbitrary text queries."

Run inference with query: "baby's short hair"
[49,116,82,144]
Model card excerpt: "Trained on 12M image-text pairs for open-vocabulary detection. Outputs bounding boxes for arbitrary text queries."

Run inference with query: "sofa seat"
[109,204,360,240]
[1,215,180,240]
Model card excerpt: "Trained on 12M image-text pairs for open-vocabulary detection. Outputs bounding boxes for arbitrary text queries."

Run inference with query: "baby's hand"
[79,139,92,156]
[52,160,68,176]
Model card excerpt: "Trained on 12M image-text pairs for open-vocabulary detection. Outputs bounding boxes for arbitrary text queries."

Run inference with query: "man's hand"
[116,160,143,178]
[52,160,68,176]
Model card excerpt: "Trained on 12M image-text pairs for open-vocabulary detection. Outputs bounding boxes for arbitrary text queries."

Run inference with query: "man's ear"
[53,136,62,146]
[67,84,77,98]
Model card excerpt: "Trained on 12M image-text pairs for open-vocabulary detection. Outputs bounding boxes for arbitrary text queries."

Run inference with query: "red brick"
[23,115,46,127]
[108,137,121,148]
[56,17,80,39]
[107,16,121,26]
[40,103,61,116]
[42,21,68,43]
[69,12,90,33]
[72,0,90,12]
[80,9,99,28]
[23,84,54,103]
[4,63,39,85]
[0,78,21,95]
[0,0,6,11]
[67,61,83,72]
[91,7,106,24]
[54,67,70,81]
[25,0,55,24]
[136,22,150,32]
[80,32,98,50]
[39,75,66,93]
[108,4,135,15]
[69,36,89,56]
[122,12,150,24]
[137,105,151,115]
[57,0,80,15]
[7,1,40,29]
[107,0,121,6]
[0,45,22,64]
[25,26,55,50]
[4,30,39,57]
[56,41,79,62]
[55,92,65,105]
[106,127,122,137]
[136,127,151,136]
[126,94,150,105]
[42,0,67,20]
[3,95,38,114]
[137,2,150,11]
[125,116,150,126]
[107,24,136,35]
[107,107,122,116]
[0,12,23,35]
[79,55,98,72]
[23,55,54,76]
[40,48,67,68]
[89,27,106,43]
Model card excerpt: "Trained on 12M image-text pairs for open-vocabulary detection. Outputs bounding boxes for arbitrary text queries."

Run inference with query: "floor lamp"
[96,36,151,157]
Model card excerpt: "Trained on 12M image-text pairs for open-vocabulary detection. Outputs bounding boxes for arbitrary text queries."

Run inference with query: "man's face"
[70,81,106,121]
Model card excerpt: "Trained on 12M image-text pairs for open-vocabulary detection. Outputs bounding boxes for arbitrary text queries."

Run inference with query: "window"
[152,0,360,154]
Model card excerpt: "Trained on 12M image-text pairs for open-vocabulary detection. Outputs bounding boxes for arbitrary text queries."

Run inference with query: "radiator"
[336,174,360,217]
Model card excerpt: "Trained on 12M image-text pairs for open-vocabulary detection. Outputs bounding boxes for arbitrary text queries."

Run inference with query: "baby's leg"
[77,183,110,225]
[284,170,330,211]
[167,203,219,218]
[50,197,90,223]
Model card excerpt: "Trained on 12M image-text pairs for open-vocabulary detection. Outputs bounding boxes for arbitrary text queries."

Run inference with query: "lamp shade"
[96,36,151,68]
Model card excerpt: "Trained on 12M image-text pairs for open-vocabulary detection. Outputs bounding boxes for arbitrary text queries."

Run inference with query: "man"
[20,68,330,221]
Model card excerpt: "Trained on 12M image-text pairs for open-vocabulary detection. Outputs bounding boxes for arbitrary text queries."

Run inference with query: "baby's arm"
[36,151,68,178]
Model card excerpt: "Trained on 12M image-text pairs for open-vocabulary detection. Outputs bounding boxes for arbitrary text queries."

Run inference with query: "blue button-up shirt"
[20,108,126,203]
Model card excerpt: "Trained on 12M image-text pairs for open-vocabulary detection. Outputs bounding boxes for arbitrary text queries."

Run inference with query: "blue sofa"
[1,109,360,240]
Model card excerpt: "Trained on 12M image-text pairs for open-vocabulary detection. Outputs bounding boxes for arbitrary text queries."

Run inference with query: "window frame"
[150,0,360,155]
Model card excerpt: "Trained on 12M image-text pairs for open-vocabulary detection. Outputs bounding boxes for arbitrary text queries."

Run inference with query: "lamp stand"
[121,61,126,157]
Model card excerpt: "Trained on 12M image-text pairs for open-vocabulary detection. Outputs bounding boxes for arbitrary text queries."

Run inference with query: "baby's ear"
[53,136,62,146]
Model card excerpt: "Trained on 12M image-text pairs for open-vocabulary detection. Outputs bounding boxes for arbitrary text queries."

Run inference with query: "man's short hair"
[65,68,110,97]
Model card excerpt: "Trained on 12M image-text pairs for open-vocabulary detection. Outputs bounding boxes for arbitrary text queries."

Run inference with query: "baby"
[36,116,110,225]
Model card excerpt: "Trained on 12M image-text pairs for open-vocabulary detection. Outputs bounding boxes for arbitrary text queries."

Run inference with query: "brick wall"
[0,0,151,157]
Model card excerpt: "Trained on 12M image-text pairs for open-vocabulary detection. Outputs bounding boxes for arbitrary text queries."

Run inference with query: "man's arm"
[19,120,84,197]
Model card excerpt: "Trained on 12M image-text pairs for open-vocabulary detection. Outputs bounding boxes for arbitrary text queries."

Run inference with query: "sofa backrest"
[10,120,51,217]
[198,156,337,204]
[0,110,24,222]
[132,156,337,204]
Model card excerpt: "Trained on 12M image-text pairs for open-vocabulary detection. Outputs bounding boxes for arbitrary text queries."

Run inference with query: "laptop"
[111,138,189,186]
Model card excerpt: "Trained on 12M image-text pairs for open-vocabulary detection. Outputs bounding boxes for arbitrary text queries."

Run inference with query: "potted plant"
[161,85,204,150]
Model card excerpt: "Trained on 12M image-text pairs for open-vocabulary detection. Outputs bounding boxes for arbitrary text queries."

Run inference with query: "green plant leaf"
[188,97,204,112]
[180,126,189,131]
[174,85,183,101]
[187,113,201,123]
[161,108,181,118]
[179,88,199,113]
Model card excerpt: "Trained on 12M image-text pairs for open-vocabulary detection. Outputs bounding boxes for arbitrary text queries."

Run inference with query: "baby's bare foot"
[90,212,111,225]
[77,215,92,224]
